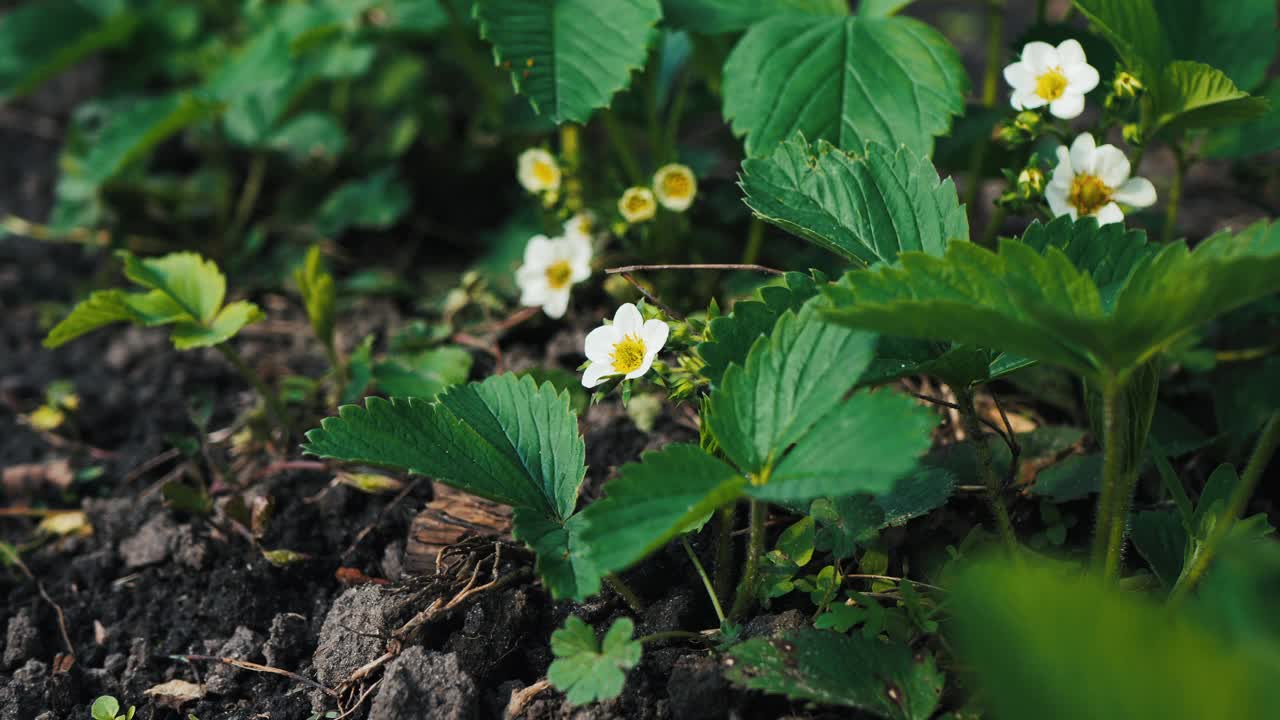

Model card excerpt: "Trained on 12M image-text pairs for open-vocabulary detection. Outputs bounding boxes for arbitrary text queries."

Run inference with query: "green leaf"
[268,112,348,161]
[119,250,226,324]
[950,556,1280,719]
[1072,0,1172,74]
[752,389,936,502]
[548,617,643,706]
[707,307,877,476]
[304,373,595,598]
[372,347,474,399]
[863,339,1033,389]
[660,0,846,34]
[295,246,336,349]
[722,15,966,157]
[474,0,663,124]
[697,271,822,387]
[1131,509,1186,587]
[578,444,745,576]
[776,516,816,567]
[1150,61,1269,136]
[1154,0,1277,92]
[1204,79,1280,159]
[0,1,137,102]
[169,301,265,350]
[707,307,934,501]
[305,373,583,520]
[825,218,1280,383]
[512,511,600,601]
[82,93,221,186]
[740,136,967,266]
[43,290,134,349]
[858,0,915,16]
[91,696,121,720]
[725,630,944,719]
[1029,453,1102,501]
[316,169,411,236]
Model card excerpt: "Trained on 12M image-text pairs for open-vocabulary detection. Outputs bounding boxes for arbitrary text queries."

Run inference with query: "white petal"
[1069,133,1098,176]
[584,325,620,364]
[519,281,548,308]
[613,303,643,335]
[1003,61,1033,90]
[1094,202,1124,225]
[1065,63,1099,94]
[542,289,570,319]
[1054,145,1072,171]
[1113,177,1157,208]
[581,362,612,388]
[1049,92,1086,119]
[1045,183,1072,217]
[1056,39,1087,67]
[523,235,554,266]
[1093,145,1131,187]
[640,319,670,354]
[1012,89,1047,109]
[1021,41,1058,74]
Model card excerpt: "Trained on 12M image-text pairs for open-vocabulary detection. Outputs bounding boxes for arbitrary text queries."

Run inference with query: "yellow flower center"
[532,160,557,186]
[610,334,646,374]
[545,260,573,289]
[625,194,651,214]
[1068,173,1113,216]
[660,171,692,199]
[1035,68,1069,101]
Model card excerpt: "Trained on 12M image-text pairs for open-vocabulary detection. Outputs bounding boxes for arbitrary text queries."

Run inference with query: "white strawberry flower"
[517,148,562,194]
[581,303,669,388]
[563,211,597,242]
[1003,39,1100,119]
[515,234,591,319]
[618,187,657,224]
[1045,133,1157,225]
[652,163,697,212]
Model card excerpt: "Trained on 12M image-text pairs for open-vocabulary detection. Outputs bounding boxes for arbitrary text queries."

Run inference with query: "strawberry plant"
[9,1,1280,718]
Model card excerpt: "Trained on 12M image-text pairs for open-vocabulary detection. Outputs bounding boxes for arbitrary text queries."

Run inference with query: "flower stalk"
[1090,381,1131,580]
[1167,411,1280,606]
[683,537,726,624]
[216,344,293,441]
[956,388,1018,555]
[729,499,767,621]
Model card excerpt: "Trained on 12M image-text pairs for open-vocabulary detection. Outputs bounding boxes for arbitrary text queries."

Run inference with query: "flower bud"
[1113,72,1143,98]
[1017,167,1045,198]
[1122,123,1143,147]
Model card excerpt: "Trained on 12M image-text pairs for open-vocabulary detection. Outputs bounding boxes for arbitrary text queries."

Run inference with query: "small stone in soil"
[3,608,41,670]
[667,655,729,720]
[263,612,310,668]
[368,647,479,720]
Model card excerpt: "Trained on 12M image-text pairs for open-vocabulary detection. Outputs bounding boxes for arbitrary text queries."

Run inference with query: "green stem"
[226,154,266,245]
[741,219,765,265]
[606,574,645,613]
[216,344,294,441]
[713,505,734,611]
[661,68,691,163]
[978,204,1008,248]
[601,110,644,185]
[683,537,726,624]
[729,500,767,621]
[1090,381,1133,581]
[1167,412,1280,607]
[964,0,1005,213]
[636,630,703,645]
[1161,144,1186,244]
[957,388,1018,555]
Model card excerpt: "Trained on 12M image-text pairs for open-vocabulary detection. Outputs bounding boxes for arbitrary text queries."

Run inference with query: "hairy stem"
[683,537,726,624]
[216,344,293,441]
[1167,412,1280,606]
[729,500,767,621]
[606,263,783,276]
[226,153,266,245]
[601,110,644,185]
[606,574,645,613]
[741,219,765,266]
[957,388,1018,554]
[1090,382,1132,580]
[1161,144,1187,244]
